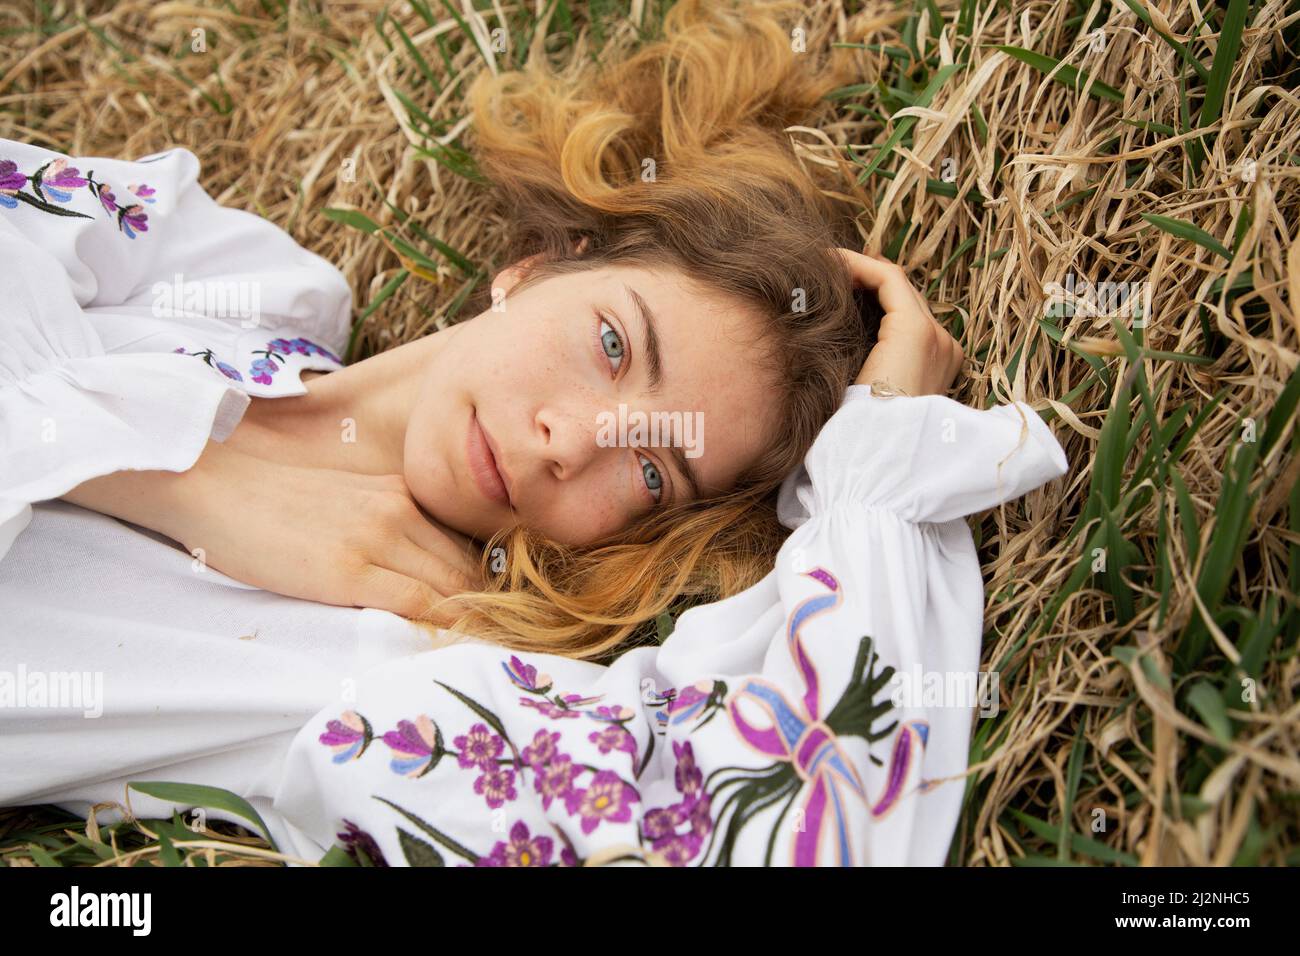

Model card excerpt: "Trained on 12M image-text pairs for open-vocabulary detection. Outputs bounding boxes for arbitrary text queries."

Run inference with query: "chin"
[410,480,494,541]
[452,512,499,542]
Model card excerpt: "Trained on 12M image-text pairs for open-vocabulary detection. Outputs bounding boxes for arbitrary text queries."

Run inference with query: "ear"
[492,252,546,297]
[491,236,592,295]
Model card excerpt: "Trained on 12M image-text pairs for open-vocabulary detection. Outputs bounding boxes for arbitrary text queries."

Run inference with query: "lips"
[467,408,512,507]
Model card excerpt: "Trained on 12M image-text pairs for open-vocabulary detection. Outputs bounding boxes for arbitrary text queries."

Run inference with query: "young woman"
[0,2,1067,865]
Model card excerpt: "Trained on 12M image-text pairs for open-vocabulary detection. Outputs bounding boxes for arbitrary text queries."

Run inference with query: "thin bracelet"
[868,380,910,398]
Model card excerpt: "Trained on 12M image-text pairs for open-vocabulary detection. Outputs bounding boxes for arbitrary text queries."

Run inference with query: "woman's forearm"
[59,439,239,550]
[60,438,483,618]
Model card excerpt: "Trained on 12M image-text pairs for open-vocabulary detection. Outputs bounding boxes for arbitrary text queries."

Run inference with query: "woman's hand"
[837,248,964,396]
[62,441,485,623]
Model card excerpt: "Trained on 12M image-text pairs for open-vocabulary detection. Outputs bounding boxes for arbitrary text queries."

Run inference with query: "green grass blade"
[1186,681,1233,745]
[322,207,381,234]
[1141,213,1232,260]
[127,781,279,851]
[996,45,1123,103]
[1200,0,1247,132]
[854,63,962,184]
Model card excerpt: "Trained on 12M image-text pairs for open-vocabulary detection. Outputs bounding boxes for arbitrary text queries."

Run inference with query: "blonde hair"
[424,0,875,661]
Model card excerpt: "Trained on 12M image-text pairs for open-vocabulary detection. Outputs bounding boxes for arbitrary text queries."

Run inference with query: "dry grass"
[1,0,1297,866]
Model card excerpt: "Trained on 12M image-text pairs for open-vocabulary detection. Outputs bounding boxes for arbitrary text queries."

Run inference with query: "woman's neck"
[228,330,447,475]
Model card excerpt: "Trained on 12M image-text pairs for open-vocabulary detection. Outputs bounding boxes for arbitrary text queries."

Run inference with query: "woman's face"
[403,261,783,545]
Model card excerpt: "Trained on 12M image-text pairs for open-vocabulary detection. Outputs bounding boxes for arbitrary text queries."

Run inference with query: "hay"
[1,0,1296,867]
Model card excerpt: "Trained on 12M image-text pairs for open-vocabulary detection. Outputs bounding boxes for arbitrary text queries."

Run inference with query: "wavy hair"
[423,0,877,661]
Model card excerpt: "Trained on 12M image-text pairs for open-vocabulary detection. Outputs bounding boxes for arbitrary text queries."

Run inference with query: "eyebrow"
[625,283,663,393]
[667,442,703,502]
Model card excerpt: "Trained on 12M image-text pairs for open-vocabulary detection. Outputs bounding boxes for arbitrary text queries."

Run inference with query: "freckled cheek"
[549,477,628,544]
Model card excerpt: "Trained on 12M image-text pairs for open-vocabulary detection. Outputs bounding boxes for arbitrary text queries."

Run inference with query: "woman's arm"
[60,441,484,621]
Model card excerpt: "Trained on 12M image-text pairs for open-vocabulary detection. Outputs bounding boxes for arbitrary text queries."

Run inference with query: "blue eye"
[599,317,624,374]
[638,453,663,503]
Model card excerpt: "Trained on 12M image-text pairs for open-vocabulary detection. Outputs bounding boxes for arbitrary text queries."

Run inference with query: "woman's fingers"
[384,534,479,596]
[861,249,937,318]
[403,517,483,587]
[361,475,485,590]
[840,246,966,395]
[354,563,459,622]
[836,248,932,318]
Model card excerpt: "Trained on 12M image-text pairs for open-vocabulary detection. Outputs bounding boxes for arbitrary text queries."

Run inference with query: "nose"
[536,400,604,481]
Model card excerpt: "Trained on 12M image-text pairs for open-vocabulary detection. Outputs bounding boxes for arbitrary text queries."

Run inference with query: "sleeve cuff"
[779,386,1069,526]
[0,351,250,562]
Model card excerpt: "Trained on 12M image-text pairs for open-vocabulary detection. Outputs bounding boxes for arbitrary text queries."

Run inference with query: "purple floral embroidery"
[255,338,342,381]
[176,338,342,386]
[667,679,727,730]
[665,800,714,865]
[453,722,517,808]
[337,819,390,866]
[314,341,342,364]
[533,755,581,812]
[506,653,605,720]
[587,705,639,771]
[474,766,518,809]
[0,156,95,221]
[474,821,553,867]
[249,355,280,385]
[519,696,585,720]
[720,568,910,866]
[453,723,504,770]
[589,724,638,770]
[870,720,931,819]
[520,728,561,767]
[520,728,582,811]
[643,684,676,734]
[118,203,148,238]
[503,654,552,693]
[0,160,26,207]
[640,741,712,866]
[174,347,244,382]
[0,155,147,238]
[94,181,117,215]
[81,169,150,238]
[642,805,684,844]
[382,715,441,778]
[32,158,87,203]
[673,740,703,798]
[267,336,341,364]
[319,710,372,763]
[129,183,157,204]
[317,567,910,867]
[564,769,638,835]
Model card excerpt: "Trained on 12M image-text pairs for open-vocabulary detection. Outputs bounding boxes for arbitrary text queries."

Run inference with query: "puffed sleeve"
[777,383,1070,526]
[0,138,351,340]
[0,227,250,561]
[269,387,1068,867]
[0,137,355,561]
